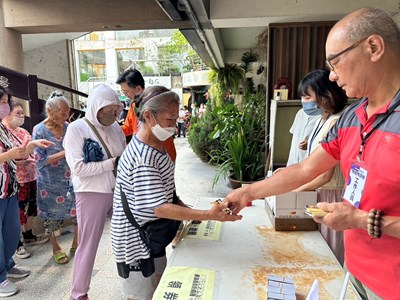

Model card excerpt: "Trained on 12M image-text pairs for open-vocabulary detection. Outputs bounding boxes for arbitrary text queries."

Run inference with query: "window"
[116,48,145,73]
[78,50,106,81]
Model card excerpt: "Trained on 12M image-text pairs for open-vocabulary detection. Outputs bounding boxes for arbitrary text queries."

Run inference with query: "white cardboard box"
[266,191,317,218]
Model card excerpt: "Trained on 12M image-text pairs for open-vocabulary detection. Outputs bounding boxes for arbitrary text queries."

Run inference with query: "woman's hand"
[26,139,55,155]
[298,139,308,150]
[7,147,27,160]
[206,200,243,222]
[29,139,54,149]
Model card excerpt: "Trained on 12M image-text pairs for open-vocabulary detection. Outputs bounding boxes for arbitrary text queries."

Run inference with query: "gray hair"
[45,91,70,114]
[138,86,179,122]
[345,7,400,52]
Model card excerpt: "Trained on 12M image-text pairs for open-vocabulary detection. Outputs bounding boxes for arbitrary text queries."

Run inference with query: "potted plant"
[210,90,266,189]
[208,64,244,107]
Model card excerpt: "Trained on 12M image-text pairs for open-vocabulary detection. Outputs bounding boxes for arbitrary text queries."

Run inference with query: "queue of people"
[0,87,54,297]
[2,102,49,259]
[0,6,398,300]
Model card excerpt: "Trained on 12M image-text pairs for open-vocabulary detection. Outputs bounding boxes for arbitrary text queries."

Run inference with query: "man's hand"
[221,187,252,215]
[313,202,367,231]
[207,200,243,222]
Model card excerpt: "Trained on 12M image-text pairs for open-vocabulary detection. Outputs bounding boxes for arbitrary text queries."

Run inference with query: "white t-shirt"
[178,110,185,123]
[286,109,320,166]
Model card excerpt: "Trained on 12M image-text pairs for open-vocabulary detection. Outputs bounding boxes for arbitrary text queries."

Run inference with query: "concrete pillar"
[105,31,118,82]
[0,1,24,72]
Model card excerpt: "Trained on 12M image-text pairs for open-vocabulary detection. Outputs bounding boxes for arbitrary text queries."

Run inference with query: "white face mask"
[151,116,175,141]
[9,116,25,128]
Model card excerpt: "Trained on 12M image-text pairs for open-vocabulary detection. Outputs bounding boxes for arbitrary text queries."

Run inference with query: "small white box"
[266,191,317,218]
[297,191,318,208]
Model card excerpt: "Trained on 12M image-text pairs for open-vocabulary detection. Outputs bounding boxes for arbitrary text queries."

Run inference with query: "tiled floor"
[10,137,232,300]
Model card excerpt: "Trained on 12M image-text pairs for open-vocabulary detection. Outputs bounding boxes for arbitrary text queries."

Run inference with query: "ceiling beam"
[210,0,400,28]
[2,0,193,33]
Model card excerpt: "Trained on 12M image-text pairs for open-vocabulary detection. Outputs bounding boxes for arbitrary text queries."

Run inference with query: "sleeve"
[120,106,138,136]
[289,110,301,134]
[119,157,167,221]
[64,122,114,178]
[321,120,341,161]
[32,125,48,170]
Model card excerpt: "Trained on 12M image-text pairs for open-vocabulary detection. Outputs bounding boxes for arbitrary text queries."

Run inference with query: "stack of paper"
[267,275,296,300]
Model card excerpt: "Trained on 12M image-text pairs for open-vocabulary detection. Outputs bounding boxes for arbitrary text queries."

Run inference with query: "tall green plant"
[208,64,244,107]
[241,50,259,96]
[210,90,266,187]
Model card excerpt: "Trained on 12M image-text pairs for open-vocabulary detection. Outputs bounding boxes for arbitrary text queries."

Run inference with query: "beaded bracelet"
[367,208,383,239]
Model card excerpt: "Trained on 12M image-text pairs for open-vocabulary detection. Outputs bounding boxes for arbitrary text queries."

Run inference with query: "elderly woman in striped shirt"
[111,85,241,300]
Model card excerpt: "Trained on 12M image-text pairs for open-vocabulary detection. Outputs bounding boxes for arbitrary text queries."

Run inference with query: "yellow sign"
[153,267,215,300]
[183,220,221,241]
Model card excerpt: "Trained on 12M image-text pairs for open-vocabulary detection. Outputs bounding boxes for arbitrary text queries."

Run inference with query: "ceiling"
[22,33,87,52]
[11,0,400,68]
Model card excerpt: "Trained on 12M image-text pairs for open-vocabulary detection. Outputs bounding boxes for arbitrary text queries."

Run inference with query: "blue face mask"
[301,100,322,116]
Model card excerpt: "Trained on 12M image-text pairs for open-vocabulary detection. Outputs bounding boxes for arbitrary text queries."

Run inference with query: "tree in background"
[159,31,207,74]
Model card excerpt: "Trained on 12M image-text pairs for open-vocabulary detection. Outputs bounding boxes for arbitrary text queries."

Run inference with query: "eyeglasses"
[325,37,368,71]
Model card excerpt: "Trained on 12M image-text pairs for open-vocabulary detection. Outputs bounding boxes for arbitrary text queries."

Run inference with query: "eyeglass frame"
[325,36,369,71]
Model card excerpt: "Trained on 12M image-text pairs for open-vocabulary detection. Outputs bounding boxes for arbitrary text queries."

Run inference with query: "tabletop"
[154,198,361,300]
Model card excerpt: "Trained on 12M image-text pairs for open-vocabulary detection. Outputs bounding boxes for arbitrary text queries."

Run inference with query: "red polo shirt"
[322,95,400,299]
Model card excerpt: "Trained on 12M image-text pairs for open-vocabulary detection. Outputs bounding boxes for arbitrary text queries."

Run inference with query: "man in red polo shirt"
[223,7,400,299]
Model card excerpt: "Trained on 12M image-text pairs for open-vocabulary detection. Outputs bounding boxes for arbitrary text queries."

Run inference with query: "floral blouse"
[33,122,76,220]
[7,126,36,183]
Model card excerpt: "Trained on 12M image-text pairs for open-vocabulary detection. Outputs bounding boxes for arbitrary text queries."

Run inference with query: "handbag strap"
[120,185,141,229]
[83,117,117,177]
[119,185,179,230]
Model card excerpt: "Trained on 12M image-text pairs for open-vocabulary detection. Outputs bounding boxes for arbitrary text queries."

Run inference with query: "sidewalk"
[10,137,232,300]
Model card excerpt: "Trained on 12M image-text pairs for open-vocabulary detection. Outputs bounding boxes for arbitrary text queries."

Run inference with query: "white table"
[164,198,361,300]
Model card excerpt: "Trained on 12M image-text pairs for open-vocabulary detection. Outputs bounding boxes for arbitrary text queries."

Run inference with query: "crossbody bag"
[83,117,117,177]
[117,186,181,278]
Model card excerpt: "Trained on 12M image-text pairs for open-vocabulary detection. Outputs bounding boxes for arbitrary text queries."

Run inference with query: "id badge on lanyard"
[343,160,368,208]
[344,89,400,207]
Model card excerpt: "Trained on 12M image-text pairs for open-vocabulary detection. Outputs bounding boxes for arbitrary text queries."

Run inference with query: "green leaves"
[207,65,244,107]
[210,91,266,187]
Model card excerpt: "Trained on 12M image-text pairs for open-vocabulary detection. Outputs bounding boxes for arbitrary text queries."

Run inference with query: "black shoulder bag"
[117,186,181,278]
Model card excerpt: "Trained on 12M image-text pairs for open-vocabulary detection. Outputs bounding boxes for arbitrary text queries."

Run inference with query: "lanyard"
[308,116,328,155]
[358,89,400,157]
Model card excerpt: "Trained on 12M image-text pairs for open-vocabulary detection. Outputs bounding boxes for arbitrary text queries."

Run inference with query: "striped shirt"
[0,123,18,199]
[111,135,175,264]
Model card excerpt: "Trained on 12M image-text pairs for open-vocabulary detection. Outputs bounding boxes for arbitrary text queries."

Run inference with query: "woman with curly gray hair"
[33,91,77,265]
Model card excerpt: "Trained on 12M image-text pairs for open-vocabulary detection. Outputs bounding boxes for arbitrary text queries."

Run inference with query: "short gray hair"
[138,86,179,122]
[345,7,400,52]
[46,91,70,112]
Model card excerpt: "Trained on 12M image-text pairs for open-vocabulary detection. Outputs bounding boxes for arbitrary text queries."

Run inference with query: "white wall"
[24,40,73,103]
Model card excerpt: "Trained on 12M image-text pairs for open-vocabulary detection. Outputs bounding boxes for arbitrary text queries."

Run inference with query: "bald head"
[329,7,400,53]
